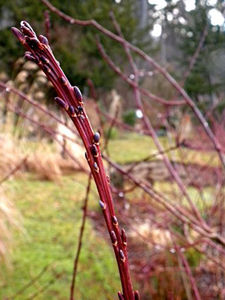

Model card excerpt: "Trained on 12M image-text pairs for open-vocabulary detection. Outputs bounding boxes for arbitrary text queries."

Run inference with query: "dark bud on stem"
[90,144,98,157]
[42,65,51,74]
[24,52,37,63]
[39,35,49,45]
[60,76,67,85]
[68,105,76,117]
[118,292,124,300]
[119,249,125,262]
[54,97,69,110]
[93,132,100,144]
[134,290,140,300]
[26,37,40,49]
[112,215,118,226]
[99,200,106,210]
[11,27,25,44]
[40,56,49,64]
[110,230,117,246]
[74,86,82,102]
[77,106,83,114]
[121,229,127,246]
[93,162,99,173]
[20,21,35,37]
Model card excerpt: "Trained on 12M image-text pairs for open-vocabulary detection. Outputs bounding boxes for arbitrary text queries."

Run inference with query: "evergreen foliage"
[0,0,152,91]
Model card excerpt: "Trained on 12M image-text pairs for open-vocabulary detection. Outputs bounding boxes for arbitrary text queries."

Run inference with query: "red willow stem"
[70,173,92,300]
[40,0,225,171]
[11,21,137,300]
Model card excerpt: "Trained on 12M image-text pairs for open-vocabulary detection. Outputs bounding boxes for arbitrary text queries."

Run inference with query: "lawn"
[108,133,219,167]
[0,175,120,300]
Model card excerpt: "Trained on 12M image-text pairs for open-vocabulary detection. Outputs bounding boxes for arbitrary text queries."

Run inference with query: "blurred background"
[0,0,225,299]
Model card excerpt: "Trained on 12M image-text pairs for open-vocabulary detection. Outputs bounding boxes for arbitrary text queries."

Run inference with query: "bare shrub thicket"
[1,1,225,299]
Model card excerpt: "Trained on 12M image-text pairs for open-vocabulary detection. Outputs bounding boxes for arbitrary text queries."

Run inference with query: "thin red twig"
[70,173,92,300]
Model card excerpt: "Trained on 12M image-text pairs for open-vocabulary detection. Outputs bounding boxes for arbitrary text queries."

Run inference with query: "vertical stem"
[70,173,92,300]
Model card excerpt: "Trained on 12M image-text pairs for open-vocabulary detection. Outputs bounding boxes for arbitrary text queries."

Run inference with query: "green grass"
[108,133,219,167]
[0,175,120,300]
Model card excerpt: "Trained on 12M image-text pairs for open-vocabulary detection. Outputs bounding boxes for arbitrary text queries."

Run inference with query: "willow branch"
[12,21,137,300]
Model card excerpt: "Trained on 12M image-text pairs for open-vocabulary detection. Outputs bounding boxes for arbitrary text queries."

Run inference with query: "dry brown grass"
[24,141,88,181]
[26,146,62,181]
[0,134,24,179]
[0,131,88,182]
